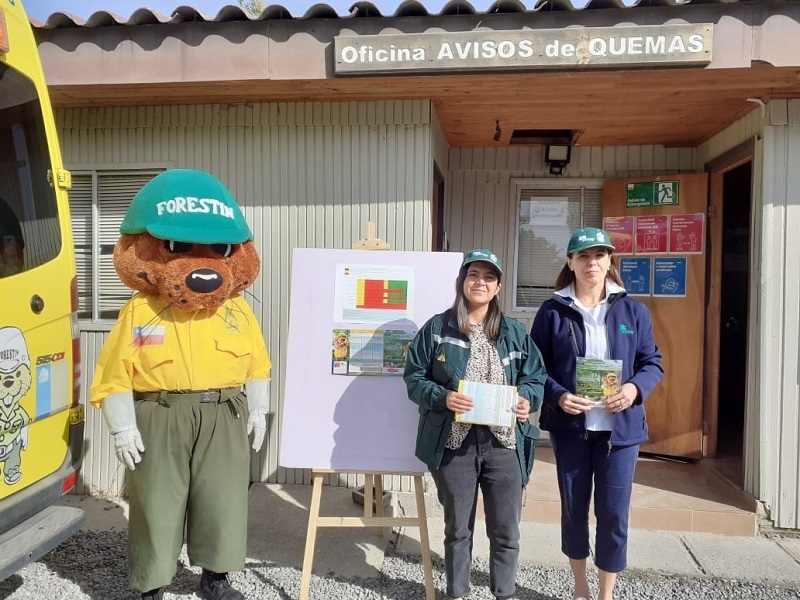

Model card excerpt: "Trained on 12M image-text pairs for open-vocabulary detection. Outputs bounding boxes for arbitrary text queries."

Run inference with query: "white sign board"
[335,24,713,75]
[279,247,464,472]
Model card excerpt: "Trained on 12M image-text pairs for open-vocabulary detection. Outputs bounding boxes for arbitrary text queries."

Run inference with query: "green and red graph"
[356,279,408,310]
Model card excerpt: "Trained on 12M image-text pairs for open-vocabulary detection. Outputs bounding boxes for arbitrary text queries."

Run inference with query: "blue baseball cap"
[567,227,615,255]
[120,169,253,244]
[461,249,502,275]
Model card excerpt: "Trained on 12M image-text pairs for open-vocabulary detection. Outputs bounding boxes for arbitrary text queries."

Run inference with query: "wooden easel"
[298,224,435,600]
[298,469,435,600]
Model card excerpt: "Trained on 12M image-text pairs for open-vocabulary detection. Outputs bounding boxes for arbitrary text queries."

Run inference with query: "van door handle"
[30,294,45,314]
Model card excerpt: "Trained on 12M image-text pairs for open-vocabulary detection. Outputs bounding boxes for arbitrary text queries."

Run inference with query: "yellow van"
[0,0,85,580]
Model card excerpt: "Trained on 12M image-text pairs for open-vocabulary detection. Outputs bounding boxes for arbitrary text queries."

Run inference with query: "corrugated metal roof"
[31,0,730,28]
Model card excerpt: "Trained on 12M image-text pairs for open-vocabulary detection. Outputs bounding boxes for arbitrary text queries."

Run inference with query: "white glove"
[20,425,28,450]
[102,392,144,470]
[245,379,269,452]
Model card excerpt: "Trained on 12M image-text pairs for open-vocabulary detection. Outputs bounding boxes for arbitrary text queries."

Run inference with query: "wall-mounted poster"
[619,257,652,296]
[626,180,680,207]
[635,215,669,254]
[653,257,687,297]
[603,216,635,255]
[669,213,705,254]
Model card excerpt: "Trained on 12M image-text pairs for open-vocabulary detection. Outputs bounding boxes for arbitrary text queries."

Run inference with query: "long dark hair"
[554,250,623,290]
[450,263,503,341]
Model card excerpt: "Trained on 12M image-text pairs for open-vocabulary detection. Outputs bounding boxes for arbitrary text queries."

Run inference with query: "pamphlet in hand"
[575,358,623,405]
[455,380,518,428]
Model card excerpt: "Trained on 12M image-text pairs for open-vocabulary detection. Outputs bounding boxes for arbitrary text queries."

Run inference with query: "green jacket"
[403,309,547,486]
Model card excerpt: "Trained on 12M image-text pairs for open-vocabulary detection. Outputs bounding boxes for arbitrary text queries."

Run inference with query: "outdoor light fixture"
[493,120,502,142]
[545,142,572,175]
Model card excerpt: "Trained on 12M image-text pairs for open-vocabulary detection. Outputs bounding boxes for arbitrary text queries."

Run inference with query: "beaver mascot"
[90,169,271,600]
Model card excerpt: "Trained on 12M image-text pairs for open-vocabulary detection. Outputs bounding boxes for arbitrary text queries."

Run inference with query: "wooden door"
[603,174,708,458]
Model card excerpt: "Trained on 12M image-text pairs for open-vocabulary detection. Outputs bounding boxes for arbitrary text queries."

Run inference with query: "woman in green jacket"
[404,249,546,600]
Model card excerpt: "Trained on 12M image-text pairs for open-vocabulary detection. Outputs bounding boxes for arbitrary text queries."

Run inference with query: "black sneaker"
[199,569,244,600]
[141,588,164,600]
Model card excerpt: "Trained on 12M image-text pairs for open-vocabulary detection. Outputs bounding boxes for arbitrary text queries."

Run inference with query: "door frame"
[704,138,755,458]
[432,162,445,251]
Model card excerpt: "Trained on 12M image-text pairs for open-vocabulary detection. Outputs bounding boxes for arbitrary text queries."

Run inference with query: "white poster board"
[279,248,464,472]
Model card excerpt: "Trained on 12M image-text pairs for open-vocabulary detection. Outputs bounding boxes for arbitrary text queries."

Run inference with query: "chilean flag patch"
[133,325,166,346]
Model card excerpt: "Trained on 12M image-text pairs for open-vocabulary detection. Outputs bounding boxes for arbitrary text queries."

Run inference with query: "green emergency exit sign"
[626,181,679,208]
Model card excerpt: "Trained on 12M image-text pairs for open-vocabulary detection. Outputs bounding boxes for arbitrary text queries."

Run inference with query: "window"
[0,64,61,277]
[69,170,163,320]
[512,180,603,311]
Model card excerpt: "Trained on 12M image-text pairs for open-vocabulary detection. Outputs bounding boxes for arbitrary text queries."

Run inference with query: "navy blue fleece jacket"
[530,290,664,447]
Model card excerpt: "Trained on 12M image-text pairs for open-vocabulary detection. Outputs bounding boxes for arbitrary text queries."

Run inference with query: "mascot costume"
[90,169,271,600]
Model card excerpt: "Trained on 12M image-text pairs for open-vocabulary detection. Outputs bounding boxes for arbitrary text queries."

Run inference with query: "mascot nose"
[186,268,223,293]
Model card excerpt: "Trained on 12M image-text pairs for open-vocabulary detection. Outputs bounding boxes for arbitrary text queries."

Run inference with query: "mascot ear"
[113,233,162,294]
[231,241,261,293]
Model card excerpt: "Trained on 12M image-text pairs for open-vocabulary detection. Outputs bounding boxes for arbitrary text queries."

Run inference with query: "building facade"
[32,0,800,529]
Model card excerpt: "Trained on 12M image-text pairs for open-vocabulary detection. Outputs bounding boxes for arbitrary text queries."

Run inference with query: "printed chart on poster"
[280,248,464,472]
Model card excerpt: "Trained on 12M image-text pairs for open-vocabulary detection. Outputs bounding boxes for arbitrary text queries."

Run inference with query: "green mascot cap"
[120,169,253,244]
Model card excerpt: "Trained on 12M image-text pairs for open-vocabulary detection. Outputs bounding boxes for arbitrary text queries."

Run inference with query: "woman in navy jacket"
[530,228,663,600]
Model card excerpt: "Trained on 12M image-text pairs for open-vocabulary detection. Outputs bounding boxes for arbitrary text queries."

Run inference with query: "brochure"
[455,380,518,428]
[575,358,623,404]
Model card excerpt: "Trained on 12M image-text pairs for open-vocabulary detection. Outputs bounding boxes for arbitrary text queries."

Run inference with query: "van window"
[0,64,61,277]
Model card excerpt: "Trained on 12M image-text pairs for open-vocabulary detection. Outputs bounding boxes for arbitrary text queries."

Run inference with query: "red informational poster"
[603,216,635,255]
[635,215,669,254]
[669,213,705,254]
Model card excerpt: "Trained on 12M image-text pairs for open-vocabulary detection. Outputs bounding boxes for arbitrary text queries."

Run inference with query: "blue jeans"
[430,425,523,600]
[550,430,639,573]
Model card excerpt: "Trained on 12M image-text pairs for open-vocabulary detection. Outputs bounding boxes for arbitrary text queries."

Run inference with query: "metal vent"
[509,128,573,145]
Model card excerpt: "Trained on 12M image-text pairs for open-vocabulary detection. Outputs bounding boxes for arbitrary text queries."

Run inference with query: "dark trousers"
[127,394,250,592]
[550,430,639,573]
[430,425,523,600]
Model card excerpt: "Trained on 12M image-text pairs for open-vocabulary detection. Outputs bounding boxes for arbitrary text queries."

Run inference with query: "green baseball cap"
[567,227,615,255]
[461,248,502,275]
[120,169,253,244]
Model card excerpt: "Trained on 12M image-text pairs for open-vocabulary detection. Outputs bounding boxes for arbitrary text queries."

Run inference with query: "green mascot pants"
[126,391,250,592]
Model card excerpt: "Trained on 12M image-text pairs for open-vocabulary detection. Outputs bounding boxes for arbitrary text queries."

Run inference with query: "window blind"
[514,185,603,310]
[69,170,162,320]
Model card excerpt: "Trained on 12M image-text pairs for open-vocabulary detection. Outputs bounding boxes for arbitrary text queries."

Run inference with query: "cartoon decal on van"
[0,327,32,486]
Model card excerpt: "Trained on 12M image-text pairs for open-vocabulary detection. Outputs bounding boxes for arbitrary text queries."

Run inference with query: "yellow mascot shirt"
[90,293,271,407]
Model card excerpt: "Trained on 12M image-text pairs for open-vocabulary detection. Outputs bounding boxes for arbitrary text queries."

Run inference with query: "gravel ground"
[0,530,799,600]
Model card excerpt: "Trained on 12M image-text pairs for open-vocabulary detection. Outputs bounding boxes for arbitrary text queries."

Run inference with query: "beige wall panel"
[59,101,433,495]
[696,107,764,168]
[75,328,126,497]
[695,101,800,528]
[758,115,800,529]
